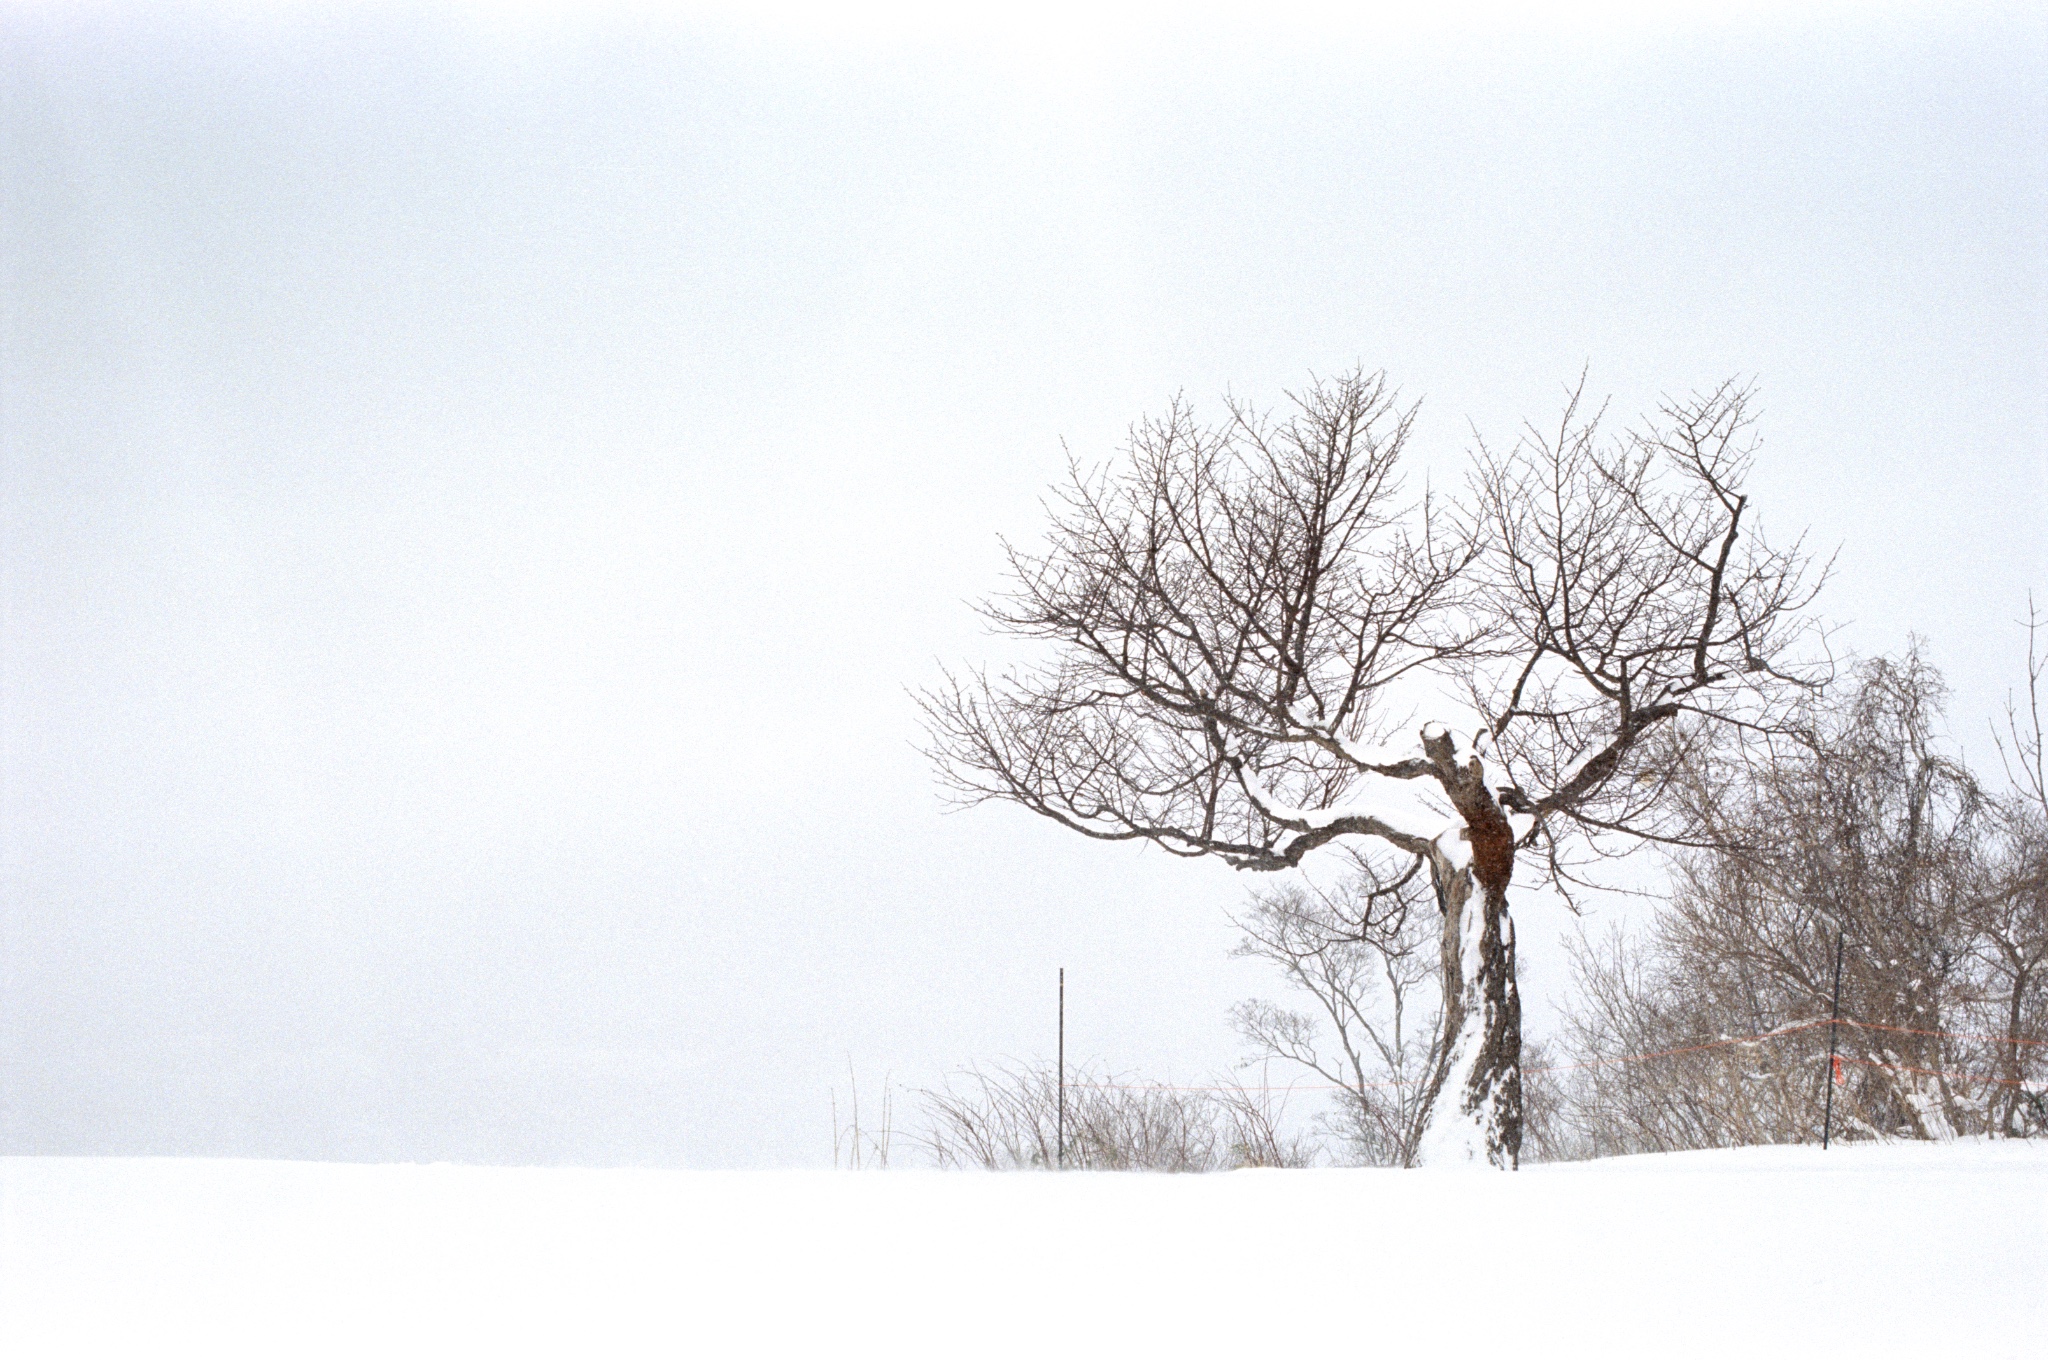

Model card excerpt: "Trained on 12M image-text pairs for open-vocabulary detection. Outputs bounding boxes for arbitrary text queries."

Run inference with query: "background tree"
[1554,639,2047,1153]
[1984,601,2048,1133]
[1229,850,1444,1166]
[921,369,1826,1167]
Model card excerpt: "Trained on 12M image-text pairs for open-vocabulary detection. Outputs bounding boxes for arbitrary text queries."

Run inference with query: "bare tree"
[922,369,1826,1167]
[1556,642,2047,1153]
[1550,923,1839,1156]
[1229,850,1443,1166]
[1982,599,2048,1133]
[1690,649,1987,1140]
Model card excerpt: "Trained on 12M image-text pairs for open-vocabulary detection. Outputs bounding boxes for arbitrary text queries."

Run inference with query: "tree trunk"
[1414,859,1523,1167]
[1410,727,1524,1168]
[2002,965,2031,1136]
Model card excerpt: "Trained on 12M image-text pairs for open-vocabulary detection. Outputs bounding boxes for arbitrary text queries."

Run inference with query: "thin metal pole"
[1822,927,1845,1150]
[1057,967,1066,1171]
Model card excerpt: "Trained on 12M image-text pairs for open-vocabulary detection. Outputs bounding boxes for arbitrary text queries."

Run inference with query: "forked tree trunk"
[1411,732,1525,1168]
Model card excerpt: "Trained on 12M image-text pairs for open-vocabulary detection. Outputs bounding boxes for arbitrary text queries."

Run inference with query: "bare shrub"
[1214,1068,1324,1169]
[830,1060,897,1169]
[915,1061,1317,1171]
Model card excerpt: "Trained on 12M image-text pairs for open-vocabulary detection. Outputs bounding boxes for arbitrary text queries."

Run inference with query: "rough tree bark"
[1416,728,1524,1164]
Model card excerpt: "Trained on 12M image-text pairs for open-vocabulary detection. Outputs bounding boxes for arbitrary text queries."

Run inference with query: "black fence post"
[1057,967,1066,1170]
[1822,928,1845,1150]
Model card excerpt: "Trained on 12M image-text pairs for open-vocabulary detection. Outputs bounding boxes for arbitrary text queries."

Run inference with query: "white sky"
[3,1,2043,1167]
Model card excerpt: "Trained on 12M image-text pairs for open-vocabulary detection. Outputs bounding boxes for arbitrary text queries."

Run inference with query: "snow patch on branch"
[1241,769,1449,845]
[1244,720,1536,857]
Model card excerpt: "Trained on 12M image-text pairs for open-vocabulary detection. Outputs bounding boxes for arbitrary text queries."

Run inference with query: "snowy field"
[3,1142,2042,1358]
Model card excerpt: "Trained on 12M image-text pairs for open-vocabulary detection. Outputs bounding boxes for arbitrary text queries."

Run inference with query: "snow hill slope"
[3,1141,2042,1358]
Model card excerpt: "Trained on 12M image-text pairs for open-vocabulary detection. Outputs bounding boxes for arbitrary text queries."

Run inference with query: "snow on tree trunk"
[1414,855,1523,1168]
[1410,727,1525,1169]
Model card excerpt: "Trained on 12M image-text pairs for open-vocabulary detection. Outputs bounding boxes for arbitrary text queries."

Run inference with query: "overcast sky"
[3,2,2043,1168]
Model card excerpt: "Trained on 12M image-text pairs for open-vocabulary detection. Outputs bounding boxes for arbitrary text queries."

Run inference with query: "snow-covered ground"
[4,1141,2042,1357]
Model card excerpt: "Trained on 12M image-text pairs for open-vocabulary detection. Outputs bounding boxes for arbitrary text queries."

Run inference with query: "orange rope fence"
[1833,1054,2034,1089]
